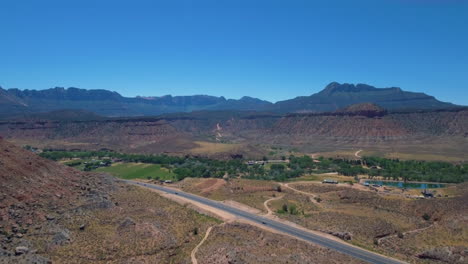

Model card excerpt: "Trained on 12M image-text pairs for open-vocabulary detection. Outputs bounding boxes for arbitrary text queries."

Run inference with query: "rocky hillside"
[335,103,388,117]
[0,82,461,118]
[0,137,116,263]
[0,117,196,153]
[6,109,104,122]
[0,137,108,228]
[0,106,466,159]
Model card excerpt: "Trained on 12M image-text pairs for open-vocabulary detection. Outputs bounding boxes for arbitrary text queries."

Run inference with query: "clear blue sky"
[1,0,467,105]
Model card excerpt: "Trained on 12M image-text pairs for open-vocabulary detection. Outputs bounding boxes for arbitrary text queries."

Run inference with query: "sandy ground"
[263,195,285,216]
[223,200,262,214]
[191,224,222,264]
[281,182,322,205]
[355,149,363,158]
[197,178,226,194]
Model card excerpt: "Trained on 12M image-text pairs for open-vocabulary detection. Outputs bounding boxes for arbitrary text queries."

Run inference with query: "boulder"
[119,217,136,229]
[15,246,29,255]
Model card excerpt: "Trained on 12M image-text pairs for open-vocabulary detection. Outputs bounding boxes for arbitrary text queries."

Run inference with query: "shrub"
[422,213,431,221]
[289,204,298,215]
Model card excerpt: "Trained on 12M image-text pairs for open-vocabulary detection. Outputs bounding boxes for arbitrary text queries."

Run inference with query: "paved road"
[126,180,406,264]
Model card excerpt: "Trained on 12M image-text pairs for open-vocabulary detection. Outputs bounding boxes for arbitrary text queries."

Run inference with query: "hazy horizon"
[1,81,464,106]
[1,0,467,105]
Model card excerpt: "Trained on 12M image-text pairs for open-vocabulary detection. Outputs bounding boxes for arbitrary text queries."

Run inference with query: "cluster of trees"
[363,157,468,183]
[172,159,250,180]
[245,163,303,181]
[288,154,467,183]
[40,150,185,164]
[288,155,364,176]
[277,204,299,215]
[39,150,468,183]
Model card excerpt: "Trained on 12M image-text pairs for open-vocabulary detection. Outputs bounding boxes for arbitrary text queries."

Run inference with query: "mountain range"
[0,82,460,118]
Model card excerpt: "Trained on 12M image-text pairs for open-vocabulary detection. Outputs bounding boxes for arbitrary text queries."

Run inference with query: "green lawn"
[96,163,176,180]
[61,159,89,171]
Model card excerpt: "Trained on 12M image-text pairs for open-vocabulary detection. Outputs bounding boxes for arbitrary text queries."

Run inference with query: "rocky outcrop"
[418,246,467,263]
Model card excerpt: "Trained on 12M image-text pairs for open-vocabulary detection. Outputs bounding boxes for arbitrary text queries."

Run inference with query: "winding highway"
[125,180,406,264]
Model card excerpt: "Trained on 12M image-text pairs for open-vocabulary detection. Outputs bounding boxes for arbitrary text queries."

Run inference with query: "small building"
[164,180,173,184]
[322,179,338,184]
[267,160,289,163]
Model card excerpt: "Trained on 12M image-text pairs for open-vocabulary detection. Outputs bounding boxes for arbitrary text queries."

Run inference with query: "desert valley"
[1,1,468,263]
[1,82,467,264]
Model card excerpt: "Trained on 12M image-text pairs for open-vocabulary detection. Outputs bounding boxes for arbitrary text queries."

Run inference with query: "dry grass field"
[196,223,366,264]
[189,141,243,155]
[177,178,280,212]
[33,186,220,263]
[269,182,468,263]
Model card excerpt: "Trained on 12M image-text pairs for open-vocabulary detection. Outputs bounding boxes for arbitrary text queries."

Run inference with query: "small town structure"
[246,160,266,165]
[322,179,338,184]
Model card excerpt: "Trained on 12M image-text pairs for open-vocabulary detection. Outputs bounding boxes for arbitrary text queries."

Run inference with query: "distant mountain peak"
[272,82,457,113]
[320,82,384,95]
[0,82,459,118]
[238,96,269,102]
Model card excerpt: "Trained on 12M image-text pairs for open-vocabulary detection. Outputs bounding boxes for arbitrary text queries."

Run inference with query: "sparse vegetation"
[276,203,299,215]
[422,213,431,221]
[272,181,468,262]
